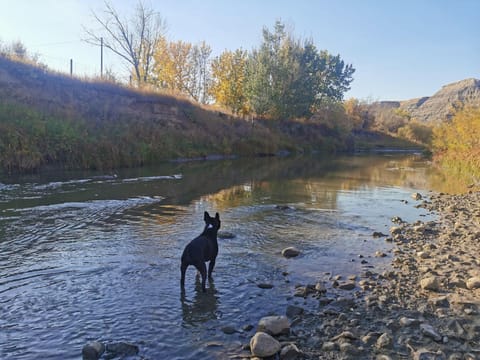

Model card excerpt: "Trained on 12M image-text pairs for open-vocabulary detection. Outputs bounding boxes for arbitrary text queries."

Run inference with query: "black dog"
[180,211,221,292]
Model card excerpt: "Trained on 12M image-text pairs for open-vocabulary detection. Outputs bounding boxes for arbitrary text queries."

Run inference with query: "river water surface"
[0,154,444,359]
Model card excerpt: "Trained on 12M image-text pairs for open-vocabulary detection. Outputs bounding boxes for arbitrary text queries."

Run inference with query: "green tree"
[245,20,355,119]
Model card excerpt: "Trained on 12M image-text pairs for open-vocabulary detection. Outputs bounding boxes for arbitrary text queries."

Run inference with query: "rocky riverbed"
[239,190,480,359]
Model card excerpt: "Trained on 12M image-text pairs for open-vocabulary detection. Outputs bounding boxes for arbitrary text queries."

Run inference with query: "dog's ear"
[204,211,210,221]
[215,212,220,220]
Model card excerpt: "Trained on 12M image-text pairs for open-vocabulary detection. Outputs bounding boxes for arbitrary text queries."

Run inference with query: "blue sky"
[0,0,478,100]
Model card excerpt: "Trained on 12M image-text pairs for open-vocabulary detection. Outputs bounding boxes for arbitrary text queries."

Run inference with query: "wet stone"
[282,247,300,258]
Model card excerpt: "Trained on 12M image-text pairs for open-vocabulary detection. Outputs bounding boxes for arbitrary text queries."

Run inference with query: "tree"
[154,38,193,93]
[153,39,212,103]
[210,49,249,114]
[84,1,166,86]
[245,20,355,119]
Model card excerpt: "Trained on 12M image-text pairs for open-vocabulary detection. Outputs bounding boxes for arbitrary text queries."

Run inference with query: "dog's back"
[180,212,221,292]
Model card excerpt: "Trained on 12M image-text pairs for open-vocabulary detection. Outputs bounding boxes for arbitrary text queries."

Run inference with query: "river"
[0,153,446,359]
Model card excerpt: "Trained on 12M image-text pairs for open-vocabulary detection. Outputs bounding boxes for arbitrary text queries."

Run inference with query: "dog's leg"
[208,258,216,279]
[180,262,188,288]
[196,262,208,292]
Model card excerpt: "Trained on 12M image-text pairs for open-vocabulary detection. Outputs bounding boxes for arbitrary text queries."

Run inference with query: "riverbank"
[245,190,480,359]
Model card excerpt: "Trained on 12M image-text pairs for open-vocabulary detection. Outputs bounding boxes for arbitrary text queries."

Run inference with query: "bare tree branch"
[83,0,166,86]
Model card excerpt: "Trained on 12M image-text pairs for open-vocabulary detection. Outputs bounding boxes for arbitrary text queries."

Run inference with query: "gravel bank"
[272,191,480,359]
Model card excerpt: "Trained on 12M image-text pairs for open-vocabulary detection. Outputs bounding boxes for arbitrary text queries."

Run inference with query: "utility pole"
[100,37,104,78]
[70,59,73,76]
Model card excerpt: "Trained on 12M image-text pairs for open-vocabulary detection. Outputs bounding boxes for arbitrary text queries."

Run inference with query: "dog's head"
[204,211,221,232]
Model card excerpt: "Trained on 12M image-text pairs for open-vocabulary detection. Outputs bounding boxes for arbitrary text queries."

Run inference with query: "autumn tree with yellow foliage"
[433,106,480,180]
[210,49,249,115]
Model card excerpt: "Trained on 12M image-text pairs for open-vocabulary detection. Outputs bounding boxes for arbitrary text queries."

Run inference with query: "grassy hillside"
[0,55,362,173]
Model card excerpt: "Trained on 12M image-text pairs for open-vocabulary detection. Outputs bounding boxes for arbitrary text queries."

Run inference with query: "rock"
[429,296,449,308]
[217,231,236,239]
[321,341,337,351]
[339,342,358,355]
[82,341,105,360]
[338,282,356,290]
[258,315,290,335]
[420,323,442,341]
[286,305,304,318]
[375,251,387,258]
[390,226,402,235]
[412,348,446,360]
[361,332,380,345]
[105,342,139,357]
[282,247,300,258]
[257,283,274,289]
[221,326,237,334]
[412,192,423,200]
[250,332,281,358]
[280,343,302,360]
[466,276,480,289]
[315,281,327,293]
[373,231,388,237]
[392,216,404,223]
[417,251,430,259]
[376,333,392,349]
[399,317,420,327]
[331,331,357,341]
[420,276,441,291]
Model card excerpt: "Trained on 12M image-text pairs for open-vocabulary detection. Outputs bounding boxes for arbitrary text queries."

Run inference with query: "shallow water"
[0,154,439,359]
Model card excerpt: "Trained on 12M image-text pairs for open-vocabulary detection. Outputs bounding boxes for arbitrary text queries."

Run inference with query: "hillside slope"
[375,78,480,123]
[404,78,480,122]
[0,56,352,173]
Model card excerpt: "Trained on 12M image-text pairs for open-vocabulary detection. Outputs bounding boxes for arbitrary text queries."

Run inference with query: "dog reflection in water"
[180,275,221,325]
[180,212,221,292]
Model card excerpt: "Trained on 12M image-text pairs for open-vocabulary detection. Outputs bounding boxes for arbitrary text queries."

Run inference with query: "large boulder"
[250,332,281,358]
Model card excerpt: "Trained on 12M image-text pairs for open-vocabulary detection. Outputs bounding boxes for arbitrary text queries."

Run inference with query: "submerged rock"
[217,231,236,239]
[282,247,300,258]
[106,342,139,357]
[82,341,105,360]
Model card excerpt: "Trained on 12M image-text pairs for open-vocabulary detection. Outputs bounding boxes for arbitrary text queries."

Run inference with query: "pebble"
[420,276,441,291]
[420,323,442,341]
[375,333,392,349]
